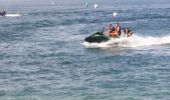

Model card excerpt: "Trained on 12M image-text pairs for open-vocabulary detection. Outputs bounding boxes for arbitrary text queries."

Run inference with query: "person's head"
[108,23,112,27]
[124,28,128,33]
[123,28,126,33]
[116,23,119,26]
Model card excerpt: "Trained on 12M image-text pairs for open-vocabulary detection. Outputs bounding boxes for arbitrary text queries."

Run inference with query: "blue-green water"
[0,0,170,100]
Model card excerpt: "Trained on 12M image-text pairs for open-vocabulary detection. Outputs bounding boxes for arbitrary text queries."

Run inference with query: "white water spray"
[5,14,21,17]
[125,34,170,47]
[83,34,170,48]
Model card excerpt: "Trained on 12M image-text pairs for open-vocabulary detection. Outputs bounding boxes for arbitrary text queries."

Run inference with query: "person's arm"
[130,32,133,36]
[116,26,119,32]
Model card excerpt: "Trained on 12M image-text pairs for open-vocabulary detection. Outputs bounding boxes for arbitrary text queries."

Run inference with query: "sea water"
[0,0,170,100]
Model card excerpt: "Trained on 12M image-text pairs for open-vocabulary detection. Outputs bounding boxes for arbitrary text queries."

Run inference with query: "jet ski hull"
[85,32,119,43]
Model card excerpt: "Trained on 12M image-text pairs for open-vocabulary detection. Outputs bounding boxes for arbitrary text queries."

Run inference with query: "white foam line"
[5,14,21,17]
[82,34,170,48]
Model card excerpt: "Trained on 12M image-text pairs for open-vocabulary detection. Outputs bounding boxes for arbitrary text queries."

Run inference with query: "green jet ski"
[84,31,120,43]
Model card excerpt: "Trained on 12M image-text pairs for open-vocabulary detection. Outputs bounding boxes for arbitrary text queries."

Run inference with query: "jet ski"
[85,25,133,43]
[85,31,120,43]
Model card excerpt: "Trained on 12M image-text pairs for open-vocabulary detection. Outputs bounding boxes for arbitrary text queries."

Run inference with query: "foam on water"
[125,34,170,47]
[83,33,170,48]
[5,14,21,17]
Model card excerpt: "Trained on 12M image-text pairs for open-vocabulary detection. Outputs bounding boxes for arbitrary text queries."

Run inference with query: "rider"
[114,23,121,36]
[105,23,114,36]
[106,23,113,32]
[106,23,121,37]
[123,27,133,37]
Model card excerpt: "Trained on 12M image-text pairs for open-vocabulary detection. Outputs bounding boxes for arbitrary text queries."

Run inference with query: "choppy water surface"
[0,1,170,100]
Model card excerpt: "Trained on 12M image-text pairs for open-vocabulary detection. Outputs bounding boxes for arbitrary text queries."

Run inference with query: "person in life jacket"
[106,23,113,32]
[105,23,114,36]
[123,27,133,37]
[114,23,121,36]
[105,23,121,37]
